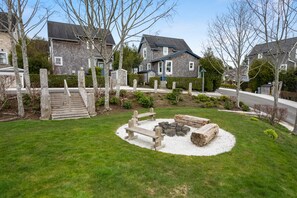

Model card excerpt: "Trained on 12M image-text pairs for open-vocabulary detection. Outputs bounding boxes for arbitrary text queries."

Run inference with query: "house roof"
[47,21,115,45]
[139,34,192,52]
[150,50,200,63]
[248,37,297,56]
[0,12,17,32]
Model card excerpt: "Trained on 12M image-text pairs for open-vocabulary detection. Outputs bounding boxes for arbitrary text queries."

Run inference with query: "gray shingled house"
[138,34,200,81]
[48,21,115,75]
[248,37,297,71]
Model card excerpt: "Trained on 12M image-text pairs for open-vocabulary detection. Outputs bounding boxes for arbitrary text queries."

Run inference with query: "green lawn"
[0,108,297,197]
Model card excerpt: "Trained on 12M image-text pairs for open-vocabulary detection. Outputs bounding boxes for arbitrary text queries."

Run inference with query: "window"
[143,48,147,60]
[54,57,63,66]
[0,52,8,64]
[87,41,95,49]
[163,47,168,55]
[158,62,163,75]
[280,64,287,71]
[258,53,263,59]
[165,60,172,75]
[139,65,143,71]
[147,63,151,70]
[189,61,194,71]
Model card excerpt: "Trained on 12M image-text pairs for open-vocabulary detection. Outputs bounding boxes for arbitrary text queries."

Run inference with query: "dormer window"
[163,47,168,55]
[143,48,147,60]
[258,53,263,59]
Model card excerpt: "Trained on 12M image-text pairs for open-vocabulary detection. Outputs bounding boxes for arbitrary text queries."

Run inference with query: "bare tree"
[246,0,297,123]
[114,0,176,98]
[6,0,25,117]
[208,0,257,107]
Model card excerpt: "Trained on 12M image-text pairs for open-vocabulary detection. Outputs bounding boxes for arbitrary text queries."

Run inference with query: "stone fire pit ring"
[116,119,236,156]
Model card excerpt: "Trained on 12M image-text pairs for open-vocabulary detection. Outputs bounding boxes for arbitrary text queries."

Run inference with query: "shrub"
[134,91,145,101]
[23,93,40,111]
[149,77,161,88]
[166,77,202,91]
[251,117,259,121]
[128,74,145,86]
[96,97,104,107]
[205,101,216,108]
[110,96,120,105]
[241,104,250,112]
[264,129,278,140]
[196,94,210,102]
[120,90,128,98]
[218,95,230,102]
[122,100,132,109]
[221,83,237,89]
[138,96,154,108]
[253,104,288,123]
[224,100,234,110]
[166,88,183,105]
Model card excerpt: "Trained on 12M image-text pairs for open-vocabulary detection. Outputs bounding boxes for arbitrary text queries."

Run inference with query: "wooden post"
[150,108,155,120]
[172,81,176,90]
[78,68,85,88]
[40,69,51,120]
[188,82,192,96]
[133,79,137,92]
[154,126,164,150]
[154,80,158,93]
[126,118,137,140]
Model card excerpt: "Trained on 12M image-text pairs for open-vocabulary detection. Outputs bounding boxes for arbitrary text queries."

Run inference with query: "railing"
[64,79,71,111]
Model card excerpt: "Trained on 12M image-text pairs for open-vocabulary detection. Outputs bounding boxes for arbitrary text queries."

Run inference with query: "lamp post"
[201,68,206,93]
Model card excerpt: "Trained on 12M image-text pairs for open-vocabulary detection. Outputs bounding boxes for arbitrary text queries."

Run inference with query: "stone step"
[52,112,89,117]
[52,114,90,120]
[52,109,88,114]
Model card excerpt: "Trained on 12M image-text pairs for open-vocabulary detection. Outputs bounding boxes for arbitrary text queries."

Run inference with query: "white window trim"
[54,56,63,66]
[139,65,143,72]
[163,47,168,55]
[0,52,8,64]
[258,53,263,59]
[280,64,287,71]
[147,63,151,70]
[189,61,194,71]
[158,62,163,75]
[165,60,173,75]
[143,47,147,60]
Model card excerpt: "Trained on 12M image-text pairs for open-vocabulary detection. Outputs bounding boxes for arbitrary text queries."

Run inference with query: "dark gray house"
[138,34,200,80]
[248,37,297,71]
[48,21,115,75]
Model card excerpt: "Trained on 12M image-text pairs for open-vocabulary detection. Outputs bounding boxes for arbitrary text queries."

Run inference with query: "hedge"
[148,77,161,88]
[30,74,105,88]
[127,74,145,86]
[166,77,202,91]
[220,83,237,89]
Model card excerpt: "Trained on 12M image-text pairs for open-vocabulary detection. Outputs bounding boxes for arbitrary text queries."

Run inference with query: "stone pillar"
[172,81,176,90]
[87,93,97,116]
[154,80,158,93]
[160,81,167,89]
[133,79,137,92]
[40,69,51,120]
[78,68,85,88]
[188,83,192,96]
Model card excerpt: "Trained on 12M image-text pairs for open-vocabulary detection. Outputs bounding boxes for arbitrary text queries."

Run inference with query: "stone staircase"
[50,92,90,120]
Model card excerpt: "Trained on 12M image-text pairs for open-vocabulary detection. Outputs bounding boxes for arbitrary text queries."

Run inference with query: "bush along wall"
[148,77,161,88]
[127,74,145,86]
[30,74,105,88]
[166,77,202,91]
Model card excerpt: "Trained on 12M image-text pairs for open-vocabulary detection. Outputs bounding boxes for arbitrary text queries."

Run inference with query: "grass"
[0,108,297,197]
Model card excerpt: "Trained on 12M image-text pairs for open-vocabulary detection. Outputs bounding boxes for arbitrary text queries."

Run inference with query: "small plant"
[196,94,210,102]
[205,101,215,108]
[241,104,250,112]
[120,90,128,98]
[166,88,182,105]
[110,96,120,105]
[264,129,278,140]
[134,91,145,101]
[251,117,259,121]
[139,96,154,108]
[218,95,230,102]
[96,97,104,107]
[122,100,132,109]
[224,100,234,110]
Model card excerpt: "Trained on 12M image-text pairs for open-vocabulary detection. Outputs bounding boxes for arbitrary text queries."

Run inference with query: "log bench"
[133,108,156,124]
[125,118,164,150]
[190,123,219,147]
[174,114,210,128]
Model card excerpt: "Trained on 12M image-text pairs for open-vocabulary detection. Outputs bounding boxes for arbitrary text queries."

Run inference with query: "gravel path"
[116,119,236,156]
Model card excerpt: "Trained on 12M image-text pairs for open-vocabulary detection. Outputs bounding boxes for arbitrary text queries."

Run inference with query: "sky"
[27,0,233,56]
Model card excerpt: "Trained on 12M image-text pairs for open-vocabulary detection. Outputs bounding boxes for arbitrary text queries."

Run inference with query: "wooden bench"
[191,123,219,147]
[125,118,164,150]
[133,108,156,124]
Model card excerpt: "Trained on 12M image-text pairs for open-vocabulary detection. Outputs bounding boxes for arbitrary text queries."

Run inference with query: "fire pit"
[154,122,191,137]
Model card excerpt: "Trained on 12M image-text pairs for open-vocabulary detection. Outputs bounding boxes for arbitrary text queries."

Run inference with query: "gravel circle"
[116,119,236,156]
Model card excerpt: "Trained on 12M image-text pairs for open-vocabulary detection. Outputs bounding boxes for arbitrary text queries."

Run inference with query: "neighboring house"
[248,37,297,71]
[48,21,115,75]
[138,34,200,81]
[0,12,17,69]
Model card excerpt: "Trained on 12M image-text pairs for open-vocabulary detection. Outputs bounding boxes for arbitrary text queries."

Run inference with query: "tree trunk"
[271,68,280,124]
[115,43,124,98]
[104,60,110,110]
[235,67,241,108]
[89,49,99,97]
